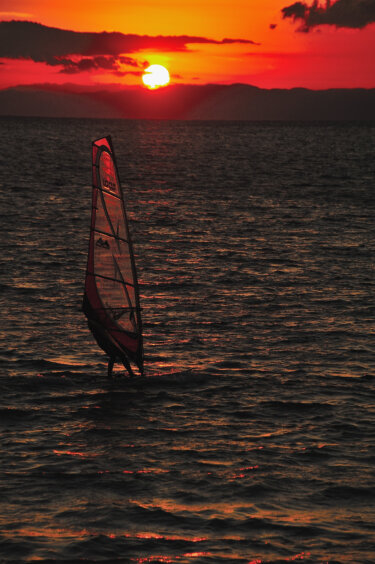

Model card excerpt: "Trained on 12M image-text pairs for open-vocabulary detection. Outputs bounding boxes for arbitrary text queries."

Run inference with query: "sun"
[142,64,170,89]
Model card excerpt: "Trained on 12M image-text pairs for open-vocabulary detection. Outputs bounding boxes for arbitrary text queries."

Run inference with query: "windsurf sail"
[83,136,144,376]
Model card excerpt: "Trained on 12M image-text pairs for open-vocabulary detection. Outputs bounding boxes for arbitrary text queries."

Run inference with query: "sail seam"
[93,227,129,243]
[87,271,135,287]
[97,184,122,200]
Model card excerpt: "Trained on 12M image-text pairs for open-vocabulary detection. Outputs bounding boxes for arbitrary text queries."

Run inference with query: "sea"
[0,117,374,563]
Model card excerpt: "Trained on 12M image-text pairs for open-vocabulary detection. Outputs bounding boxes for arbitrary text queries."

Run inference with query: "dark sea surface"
[0,117,375,563]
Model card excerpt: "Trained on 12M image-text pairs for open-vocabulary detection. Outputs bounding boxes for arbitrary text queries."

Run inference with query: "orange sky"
[0,0,374,89]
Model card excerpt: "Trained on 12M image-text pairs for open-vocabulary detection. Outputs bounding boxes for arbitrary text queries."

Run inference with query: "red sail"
[83,136,143,374]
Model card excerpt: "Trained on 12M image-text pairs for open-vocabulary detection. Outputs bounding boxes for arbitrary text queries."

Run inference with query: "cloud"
[220,38,260,45]
[56,55,145,75]
[0,20,258,75]
[281,0,375,31]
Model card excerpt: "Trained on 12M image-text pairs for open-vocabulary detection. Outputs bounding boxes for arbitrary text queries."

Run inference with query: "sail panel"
[99,149,119,195]
[93,232,137,334]
[93,232,134,286]
[98,190,128,242]
[93,192,132,276]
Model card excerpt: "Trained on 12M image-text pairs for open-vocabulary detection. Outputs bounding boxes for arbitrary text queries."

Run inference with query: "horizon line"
[3,82,375,93]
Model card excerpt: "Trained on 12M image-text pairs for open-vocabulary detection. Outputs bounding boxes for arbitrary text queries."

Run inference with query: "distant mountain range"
[1,83,375,120]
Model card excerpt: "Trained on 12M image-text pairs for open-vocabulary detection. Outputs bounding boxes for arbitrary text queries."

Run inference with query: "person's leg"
[122,356,135,378]
[107,357,115,378]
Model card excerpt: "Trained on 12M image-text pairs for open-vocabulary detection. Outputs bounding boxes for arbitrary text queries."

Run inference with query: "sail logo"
[103,177,117,192]
[96,238,110,249]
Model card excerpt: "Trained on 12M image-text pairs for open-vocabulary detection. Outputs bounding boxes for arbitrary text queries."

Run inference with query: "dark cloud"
[56,56,140,75]
[269,23,278,29]
[220,37,260,45]
[282,2,307,21]
[0,20,258,74]
[282,0,375,31]
[54,55,146,75]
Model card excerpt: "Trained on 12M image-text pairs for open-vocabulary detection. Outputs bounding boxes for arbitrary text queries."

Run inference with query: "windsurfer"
[83,137,144,379]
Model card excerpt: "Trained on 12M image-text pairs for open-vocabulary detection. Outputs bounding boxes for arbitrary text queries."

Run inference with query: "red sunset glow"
[0,0,374,92]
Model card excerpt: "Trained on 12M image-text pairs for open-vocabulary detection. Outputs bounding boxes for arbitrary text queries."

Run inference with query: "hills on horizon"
[1,83,375,120]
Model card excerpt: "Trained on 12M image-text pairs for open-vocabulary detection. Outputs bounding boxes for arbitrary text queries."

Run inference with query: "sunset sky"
[1,0,374,90]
